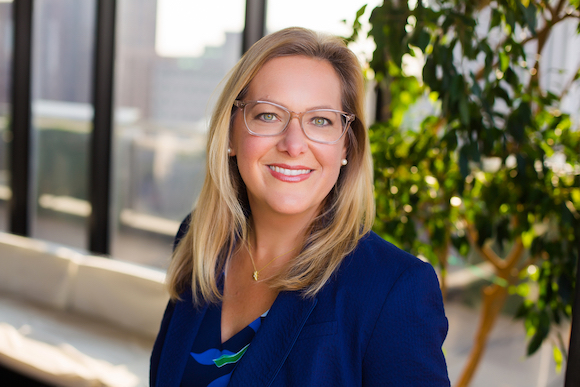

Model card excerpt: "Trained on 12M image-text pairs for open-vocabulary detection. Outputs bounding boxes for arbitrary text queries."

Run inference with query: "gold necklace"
[246,242,299,281]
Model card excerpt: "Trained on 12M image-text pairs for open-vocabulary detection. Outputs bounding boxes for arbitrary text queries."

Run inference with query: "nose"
[277,115,308,157]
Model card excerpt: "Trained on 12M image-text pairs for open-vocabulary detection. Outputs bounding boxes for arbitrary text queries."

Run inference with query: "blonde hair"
[166,27,375,304]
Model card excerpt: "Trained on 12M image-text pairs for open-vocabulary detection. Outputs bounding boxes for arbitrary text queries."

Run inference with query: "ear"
[341,131,350,160]
[228,107,242,157]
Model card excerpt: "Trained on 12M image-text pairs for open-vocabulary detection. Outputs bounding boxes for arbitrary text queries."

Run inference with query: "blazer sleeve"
[150,299,176,387]
[362,260,450,386]
[150,214,190,386]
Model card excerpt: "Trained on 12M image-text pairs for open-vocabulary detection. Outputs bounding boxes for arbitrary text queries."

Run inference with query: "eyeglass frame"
[233,100,355,145]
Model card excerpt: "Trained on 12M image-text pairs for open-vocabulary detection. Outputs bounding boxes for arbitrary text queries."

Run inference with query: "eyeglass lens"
[243,102,347,143]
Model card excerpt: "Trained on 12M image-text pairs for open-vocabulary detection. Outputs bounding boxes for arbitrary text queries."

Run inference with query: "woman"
[151,27,449,386]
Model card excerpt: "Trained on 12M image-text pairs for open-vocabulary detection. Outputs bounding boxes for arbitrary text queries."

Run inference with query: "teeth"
[269,166,311,176]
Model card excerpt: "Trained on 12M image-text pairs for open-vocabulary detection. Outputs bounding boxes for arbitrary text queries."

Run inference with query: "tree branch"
[554,0,568,19]
[465,222,504,270]
[505,237,524,268]
[546,0,566,21]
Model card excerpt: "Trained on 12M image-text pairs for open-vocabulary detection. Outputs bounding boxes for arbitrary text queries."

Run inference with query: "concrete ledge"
[0,296,153,387]
[0,233,77,310]
[69,256,167,338]
[0,232,169,387]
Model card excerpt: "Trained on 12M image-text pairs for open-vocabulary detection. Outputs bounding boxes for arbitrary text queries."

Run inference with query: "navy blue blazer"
[150,231,450,386]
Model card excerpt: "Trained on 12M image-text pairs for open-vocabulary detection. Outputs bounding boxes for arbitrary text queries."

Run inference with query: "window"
[111,0,245,267]
[30,0,95,249]
[1,0,377,267]
[266,0,381,50]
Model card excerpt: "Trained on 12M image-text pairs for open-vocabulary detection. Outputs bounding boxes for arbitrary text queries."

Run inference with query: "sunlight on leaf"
[522,230,534,249]
[553,346,563,373]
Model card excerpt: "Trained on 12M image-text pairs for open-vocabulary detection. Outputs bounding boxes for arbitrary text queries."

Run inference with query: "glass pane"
[266,0,382,41]
[112,0,245,268]
[266,0,382,124]
[0,1,12,232]
[31,0,95,248]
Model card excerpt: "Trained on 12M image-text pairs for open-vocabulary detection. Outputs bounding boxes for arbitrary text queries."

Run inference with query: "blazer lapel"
[156,291,208,387]
[228,291,317,387]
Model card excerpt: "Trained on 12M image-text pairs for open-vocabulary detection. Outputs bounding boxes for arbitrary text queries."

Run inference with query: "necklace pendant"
[253,271,259,281]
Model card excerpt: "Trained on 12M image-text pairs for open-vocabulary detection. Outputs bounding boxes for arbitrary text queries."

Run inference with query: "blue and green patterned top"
[180,304,266,387]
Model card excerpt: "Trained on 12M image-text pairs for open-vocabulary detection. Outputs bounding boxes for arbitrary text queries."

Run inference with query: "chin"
[267,200,318,218]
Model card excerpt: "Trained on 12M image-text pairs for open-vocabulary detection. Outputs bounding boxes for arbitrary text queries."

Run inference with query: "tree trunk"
[454,282,509,387]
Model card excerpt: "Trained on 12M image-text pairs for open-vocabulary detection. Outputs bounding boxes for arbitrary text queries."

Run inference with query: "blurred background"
[0,0,381,267]
[1,1,579,386]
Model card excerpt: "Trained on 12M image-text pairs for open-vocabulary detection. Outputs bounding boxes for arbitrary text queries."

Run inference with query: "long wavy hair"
[166,27,375,305]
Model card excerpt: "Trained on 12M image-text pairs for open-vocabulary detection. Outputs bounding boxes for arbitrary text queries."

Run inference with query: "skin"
[221,55,348,343]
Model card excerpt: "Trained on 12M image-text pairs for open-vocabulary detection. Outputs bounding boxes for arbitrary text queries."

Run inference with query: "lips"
[268,165,312,176]
[267,164,313,182]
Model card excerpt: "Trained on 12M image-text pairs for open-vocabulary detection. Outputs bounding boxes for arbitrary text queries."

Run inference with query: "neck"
[247,205,318,266]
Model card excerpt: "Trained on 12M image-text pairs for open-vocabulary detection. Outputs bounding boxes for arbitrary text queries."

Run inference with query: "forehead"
[246,55,343,110]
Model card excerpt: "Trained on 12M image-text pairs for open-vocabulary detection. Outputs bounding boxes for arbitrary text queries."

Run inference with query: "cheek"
[319,147,344,182]
[231,134,276,186]
[236,136,270,162]
[231,114,271,157]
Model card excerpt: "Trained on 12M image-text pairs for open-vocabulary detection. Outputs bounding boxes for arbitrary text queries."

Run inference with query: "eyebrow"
[255,98,339,111]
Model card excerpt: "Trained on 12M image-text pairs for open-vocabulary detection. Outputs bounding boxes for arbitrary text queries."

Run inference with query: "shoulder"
[312,231,444,323]
[337,231,437,294]
[351,231,420,265]
[325,232,449,385]
[348,233,449,385]
[313,231,447,344]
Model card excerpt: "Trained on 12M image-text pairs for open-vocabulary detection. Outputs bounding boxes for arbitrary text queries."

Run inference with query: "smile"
[268,166,312,176]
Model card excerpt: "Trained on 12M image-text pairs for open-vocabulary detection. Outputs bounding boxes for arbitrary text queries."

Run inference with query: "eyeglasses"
[233,100,355,144]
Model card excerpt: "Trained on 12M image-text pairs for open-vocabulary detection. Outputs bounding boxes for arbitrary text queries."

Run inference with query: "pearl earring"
[341,159,348,166]
[227,148,232,155]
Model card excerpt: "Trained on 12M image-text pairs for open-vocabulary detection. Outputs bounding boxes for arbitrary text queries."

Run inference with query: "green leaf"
[356,4,367,18]
[459,146,470,178]
[499,51,509,72]
[490,8,502,29]
[415,29,431,52]
[493,86,511,104]
[524,2,537,35]
[507,102,532,143]
[553,345,563,373]
[527,310,550,355]
[459,98,470,125]
[345,4,368,42]
[505,8,516,33]
[522,230,534,249]
[514,301,532,319]
[423,56,438,88]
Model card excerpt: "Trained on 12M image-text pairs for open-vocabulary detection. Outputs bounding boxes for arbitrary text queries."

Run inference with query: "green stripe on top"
[213,344,250,368]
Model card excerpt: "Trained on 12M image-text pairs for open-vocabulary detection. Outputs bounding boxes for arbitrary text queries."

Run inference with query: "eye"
[258,112,278,122]
[311,117,331,127]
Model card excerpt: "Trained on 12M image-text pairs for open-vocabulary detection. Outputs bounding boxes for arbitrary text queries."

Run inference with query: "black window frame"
[8,0,266,253]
